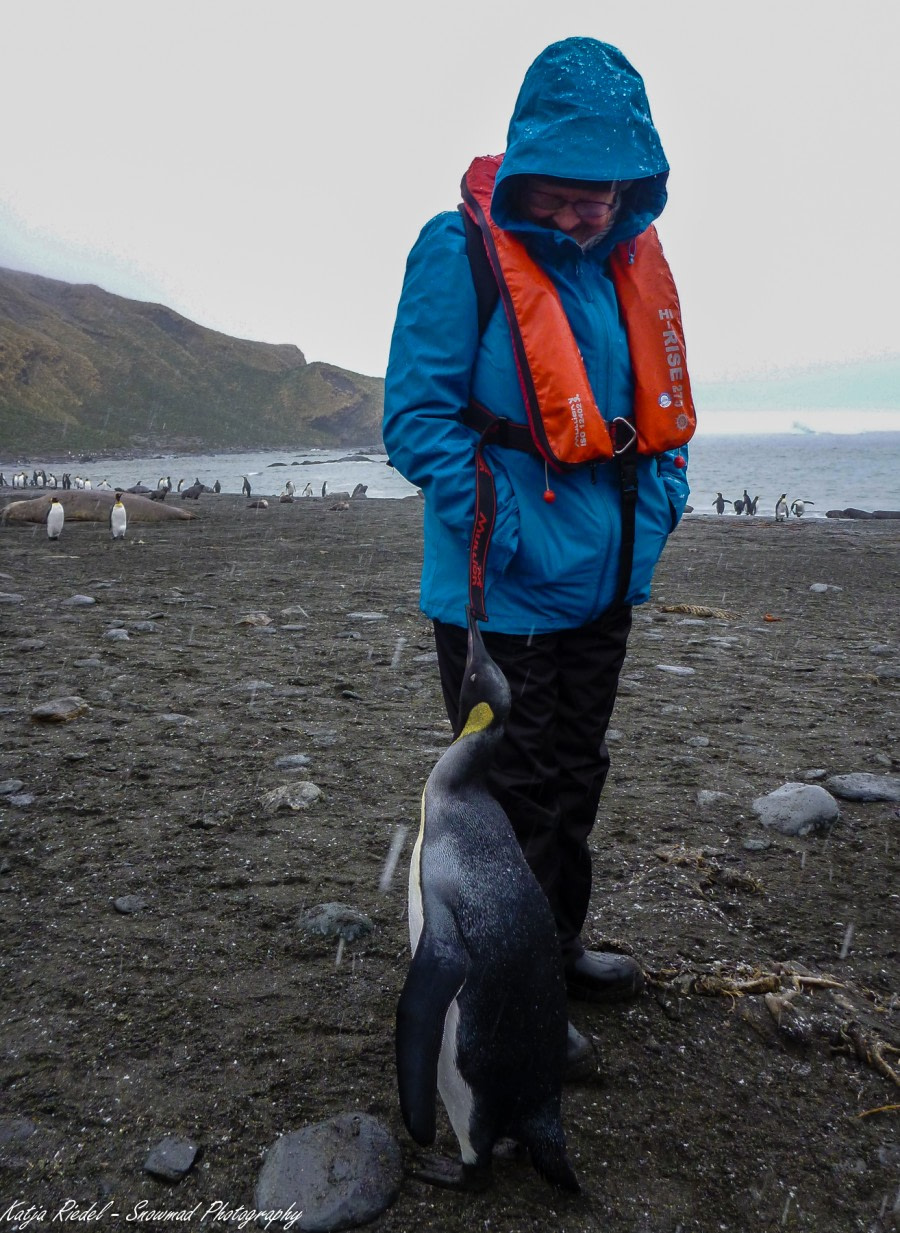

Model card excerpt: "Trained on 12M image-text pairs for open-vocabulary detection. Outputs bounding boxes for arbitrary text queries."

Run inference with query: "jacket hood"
[493,38,669,251]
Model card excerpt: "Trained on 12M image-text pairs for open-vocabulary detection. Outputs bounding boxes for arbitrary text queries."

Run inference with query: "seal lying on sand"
[1,491,196,525]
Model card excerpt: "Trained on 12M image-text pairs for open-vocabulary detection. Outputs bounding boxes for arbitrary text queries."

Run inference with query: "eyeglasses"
[524,187,620,224]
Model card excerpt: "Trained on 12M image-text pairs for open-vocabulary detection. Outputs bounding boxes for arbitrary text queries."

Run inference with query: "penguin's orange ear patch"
[455,701,494,741]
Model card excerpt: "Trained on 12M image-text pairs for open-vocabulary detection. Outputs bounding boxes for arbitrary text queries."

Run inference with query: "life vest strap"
[460,401,541,456]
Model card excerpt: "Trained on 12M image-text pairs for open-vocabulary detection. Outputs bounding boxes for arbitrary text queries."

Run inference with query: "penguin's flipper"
[396,922,467,1147]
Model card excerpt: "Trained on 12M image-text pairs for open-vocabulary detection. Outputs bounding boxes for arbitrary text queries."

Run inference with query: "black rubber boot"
[565,950,645,1004]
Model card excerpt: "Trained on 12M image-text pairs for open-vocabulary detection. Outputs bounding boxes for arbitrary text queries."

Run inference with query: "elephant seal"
[2,491,196,525]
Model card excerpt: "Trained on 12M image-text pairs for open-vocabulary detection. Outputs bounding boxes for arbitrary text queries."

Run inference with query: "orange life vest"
[460,154,696,467]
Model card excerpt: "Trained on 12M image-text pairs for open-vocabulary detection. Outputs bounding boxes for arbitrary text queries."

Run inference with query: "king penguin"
[110,492,127,540]
[46,497,64,540]
[396,607,578,1193]
[775,494,789,521]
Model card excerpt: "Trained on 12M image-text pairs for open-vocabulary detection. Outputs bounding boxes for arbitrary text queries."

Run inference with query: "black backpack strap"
[459,204,499,337]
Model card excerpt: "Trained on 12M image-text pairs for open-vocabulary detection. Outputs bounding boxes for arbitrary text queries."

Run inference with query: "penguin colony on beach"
[713,491,812,518]
[396,607,578,1193]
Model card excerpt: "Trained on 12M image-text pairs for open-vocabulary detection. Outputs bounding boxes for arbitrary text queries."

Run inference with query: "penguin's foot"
[565,950,645,1004]
[408,1153,492,1192]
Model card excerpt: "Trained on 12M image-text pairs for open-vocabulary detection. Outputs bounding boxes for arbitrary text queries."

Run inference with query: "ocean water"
[8,432,899,515]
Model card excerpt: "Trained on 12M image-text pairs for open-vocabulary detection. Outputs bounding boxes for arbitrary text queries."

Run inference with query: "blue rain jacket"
[383,38,690,634]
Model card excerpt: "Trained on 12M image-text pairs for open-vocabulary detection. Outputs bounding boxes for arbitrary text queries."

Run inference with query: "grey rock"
[31,696,89,723]
[752,783,840,836]
[301,903,374,942]
[0,592,25,604]
[697,789,729,809]
[274,754,312,771]
[0,779,25,796]
[7,794,35,807]
[14,639,46,653]
[131,621,160,633]
[114,895,148,915]
[255,1114,401,1233]
[824,773,900,803]
[688,735,710,747]
[157,713,195,727]
[347,611,388,621]
[103,628,130,641]
[801,769,827,781]
[656,664,696,676]
[743,838,772,852]
[261,782,322,813]
[144,1136,200,1181]
[61,594,97,606]
[0,1117,38,1146]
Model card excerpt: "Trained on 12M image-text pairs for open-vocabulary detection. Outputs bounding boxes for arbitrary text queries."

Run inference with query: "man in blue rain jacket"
[384,38,691,1050]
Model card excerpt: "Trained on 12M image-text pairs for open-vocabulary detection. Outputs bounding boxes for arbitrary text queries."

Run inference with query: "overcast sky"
[2,0,899,388]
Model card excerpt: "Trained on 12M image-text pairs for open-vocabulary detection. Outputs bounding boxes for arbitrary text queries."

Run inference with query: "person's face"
[520,178,625,245]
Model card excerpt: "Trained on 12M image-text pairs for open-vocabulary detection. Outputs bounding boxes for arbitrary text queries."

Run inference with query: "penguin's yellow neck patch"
[455,701,494,741]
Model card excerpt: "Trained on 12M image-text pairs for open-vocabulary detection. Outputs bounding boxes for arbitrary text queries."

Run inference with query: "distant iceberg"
[791,421,817,434]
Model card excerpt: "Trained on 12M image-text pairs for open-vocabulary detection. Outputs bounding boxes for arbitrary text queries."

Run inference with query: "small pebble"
[261,783,322,813]
[103,629,130,641]
[0,779,25,796]
[301,903,374,942]
[656,664,696,676]
[114,895,148,915]
[61,594,97,606]
[31,696,89,723]
[144,1136,200,1182]
[274,754,312,771]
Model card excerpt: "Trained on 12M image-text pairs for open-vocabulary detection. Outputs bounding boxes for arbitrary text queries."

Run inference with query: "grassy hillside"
[0,268,384,452]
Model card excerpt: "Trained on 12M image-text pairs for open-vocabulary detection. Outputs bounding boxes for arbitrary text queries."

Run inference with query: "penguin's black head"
[454,608,511,740]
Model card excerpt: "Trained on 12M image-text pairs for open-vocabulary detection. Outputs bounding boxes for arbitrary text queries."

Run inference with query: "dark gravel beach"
[0,493,898,1232]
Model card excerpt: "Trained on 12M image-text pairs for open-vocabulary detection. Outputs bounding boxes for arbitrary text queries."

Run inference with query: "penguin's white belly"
[437,996,476,1164]
[407,796,425,952]
[407,791,475,1160]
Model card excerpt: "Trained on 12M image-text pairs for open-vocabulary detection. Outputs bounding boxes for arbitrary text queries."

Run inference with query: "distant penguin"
[733,499,743,515]
[47,497,64,540]
[775,494,789,521]
[396,607,578,1193]
[749,495,760,515]
[791,499,813,517]
[742,489,753,514]
[176,478,185,492]
[213,480,221,493]
[713,492,727,514]
[302,482,314,497]
[110,493,127,539]
[321,480,328,498]
[241,475,252,497]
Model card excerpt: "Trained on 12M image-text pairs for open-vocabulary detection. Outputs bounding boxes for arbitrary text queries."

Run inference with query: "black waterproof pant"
[433,604,632,958]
